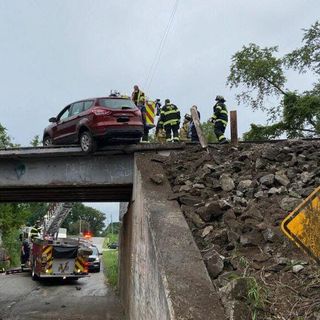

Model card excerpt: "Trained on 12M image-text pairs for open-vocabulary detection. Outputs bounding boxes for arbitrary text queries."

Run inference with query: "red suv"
[43,96,144,152]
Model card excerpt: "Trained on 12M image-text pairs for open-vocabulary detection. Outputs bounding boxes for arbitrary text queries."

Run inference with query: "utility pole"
[79,217,82,235]
[111,214,113,235]
[230,110,238,145]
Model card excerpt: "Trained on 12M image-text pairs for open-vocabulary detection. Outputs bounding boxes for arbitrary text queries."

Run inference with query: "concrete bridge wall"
[119,154,226,320]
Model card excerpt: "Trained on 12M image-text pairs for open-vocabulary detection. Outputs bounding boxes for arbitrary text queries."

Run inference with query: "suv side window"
[70,102,84,116]
[59,106,71,121]
[83,100,94,111]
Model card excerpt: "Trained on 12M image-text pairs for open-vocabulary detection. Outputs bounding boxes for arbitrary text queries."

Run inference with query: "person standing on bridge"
[131,85,149,142]
[159,99,181,142]
[210,95,228,144]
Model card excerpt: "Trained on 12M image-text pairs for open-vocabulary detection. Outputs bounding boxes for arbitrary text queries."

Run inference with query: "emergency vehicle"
[21,203,92,280]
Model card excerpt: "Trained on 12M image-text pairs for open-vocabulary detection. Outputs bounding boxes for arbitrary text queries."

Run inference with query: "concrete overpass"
[0,144,181,202]
[0,144,226,320]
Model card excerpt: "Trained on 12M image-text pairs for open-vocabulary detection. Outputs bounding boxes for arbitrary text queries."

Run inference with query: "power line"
[145,0,180,92]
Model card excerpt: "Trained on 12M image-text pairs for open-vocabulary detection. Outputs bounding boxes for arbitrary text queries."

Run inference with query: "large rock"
[262,148,279,161]
[301,171,313,184]
[220,174,235,191]
[181,205,205,228]
[219,278,252,320]
[255,157,267,170]
[275,173,290,186]
[203,249,224,279]
[259,174,275,187]
[237,179,252,191]
[240,232,262,247]
[280,197,301,212]
[179,195,202,206]
[196,201,225,221]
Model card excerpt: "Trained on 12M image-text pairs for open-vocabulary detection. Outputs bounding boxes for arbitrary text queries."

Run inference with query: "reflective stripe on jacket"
[160,104,181,127]
[132,90,145,105]
[212,102,228,125]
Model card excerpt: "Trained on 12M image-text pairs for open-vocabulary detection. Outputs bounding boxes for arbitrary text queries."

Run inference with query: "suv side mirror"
[49,117,57,123]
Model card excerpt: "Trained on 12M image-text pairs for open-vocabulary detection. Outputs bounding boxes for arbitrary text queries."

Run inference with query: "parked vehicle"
[87,245,101,272]
[43,95,144,153]
[108,242,119,250]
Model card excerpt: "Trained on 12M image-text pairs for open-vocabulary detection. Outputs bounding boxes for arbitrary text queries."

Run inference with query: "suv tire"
[80,131,96,153]
[43,136,53,146]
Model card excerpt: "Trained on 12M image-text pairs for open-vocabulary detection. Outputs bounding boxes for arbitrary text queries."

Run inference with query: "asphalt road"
[0,262,124,320]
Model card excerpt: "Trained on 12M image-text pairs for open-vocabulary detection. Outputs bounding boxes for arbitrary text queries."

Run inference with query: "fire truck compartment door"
[52,258,75,274]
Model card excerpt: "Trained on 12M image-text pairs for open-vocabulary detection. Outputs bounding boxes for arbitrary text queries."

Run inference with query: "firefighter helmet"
[215,95,225,102]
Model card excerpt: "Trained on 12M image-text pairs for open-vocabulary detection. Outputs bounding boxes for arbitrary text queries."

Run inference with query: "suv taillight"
[92,108,112,116]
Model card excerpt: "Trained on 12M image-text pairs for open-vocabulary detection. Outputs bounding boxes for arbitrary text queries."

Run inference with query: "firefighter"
[155,118,166,143]
[210,95,228,144]
[30,221,42,240]
[131,85,149,142]
[131,85,145,106]
[20,233,30,268]
[180,114,191,141]
[160,99,181,142]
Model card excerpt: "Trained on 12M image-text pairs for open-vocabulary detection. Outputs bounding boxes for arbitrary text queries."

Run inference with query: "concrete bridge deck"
[0,144,183,202]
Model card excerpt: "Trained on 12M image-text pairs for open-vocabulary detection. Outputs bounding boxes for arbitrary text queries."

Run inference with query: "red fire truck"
[21,203,92,280]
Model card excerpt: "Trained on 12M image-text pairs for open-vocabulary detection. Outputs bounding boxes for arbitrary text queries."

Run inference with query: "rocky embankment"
[163,140,320,320]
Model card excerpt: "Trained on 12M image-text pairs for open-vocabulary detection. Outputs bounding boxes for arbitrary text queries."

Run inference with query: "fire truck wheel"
[31,263,39,281]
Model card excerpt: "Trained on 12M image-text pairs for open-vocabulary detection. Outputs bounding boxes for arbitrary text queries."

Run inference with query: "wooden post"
[230,110,238,145]
[190,105,208,150]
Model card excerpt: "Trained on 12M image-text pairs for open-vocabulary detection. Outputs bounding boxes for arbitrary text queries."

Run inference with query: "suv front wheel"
[80,131,96,153]
[43,136,53,146]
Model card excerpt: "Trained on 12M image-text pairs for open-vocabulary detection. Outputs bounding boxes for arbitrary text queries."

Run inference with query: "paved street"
[0,261,124,320]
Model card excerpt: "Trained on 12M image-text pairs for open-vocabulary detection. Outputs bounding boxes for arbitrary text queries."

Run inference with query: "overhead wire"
[145,0,180,92]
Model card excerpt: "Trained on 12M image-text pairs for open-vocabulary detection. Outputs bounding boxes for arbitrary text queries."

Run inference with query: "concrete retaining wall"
[119,153,226,320]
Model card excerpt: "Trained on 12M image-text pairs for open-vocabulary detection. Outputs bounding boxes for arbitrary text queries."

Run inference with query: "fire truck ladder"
[43,203,73,237]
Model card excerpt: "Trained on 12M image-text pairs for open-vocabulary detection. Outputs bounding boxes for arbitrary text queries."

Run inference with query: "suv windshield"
[98,98,136,110]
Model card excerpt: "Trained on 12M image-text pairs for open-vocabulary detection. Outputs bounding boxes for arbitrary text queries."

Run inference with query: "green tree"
[0,124,17,148]
[201,121,218,143]
[62,203,105,236]
[227,21,320,140]
[102,222,120,236]
[285,21,320,75]
[30,135,41,147]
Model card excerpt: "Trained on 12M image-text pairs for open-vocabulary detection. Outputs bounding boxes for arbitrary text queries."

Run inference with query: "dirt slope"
[163,140,320,320]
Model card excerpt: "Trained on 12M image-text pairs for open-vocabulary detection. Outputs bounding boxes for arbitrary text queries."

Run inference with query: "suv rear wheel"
[80,131,96,153]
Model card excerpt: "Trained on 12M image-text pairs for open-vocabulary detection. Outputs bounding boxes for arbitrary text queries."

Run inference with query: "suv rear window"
[98,98,136,110]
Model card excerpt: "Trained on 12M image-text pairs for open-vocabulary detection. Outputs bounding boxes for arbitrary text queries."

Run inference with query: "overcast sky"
[1,0,319,219]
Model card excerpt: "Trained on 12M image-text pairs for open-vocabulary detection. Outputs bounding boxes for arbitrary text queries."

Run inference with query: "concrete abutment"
[119,153,225,320]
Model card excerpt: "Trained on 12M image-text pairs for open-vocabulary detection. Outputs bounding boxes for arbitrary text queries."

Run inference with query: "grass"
[102,249,118,289]
[247,277,266,320]
[231,256,267,320]
[103,233,118,249]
